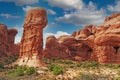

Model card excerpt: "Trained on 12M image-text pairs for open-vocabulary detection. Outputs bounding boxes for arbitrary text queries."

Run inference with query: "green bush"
[15,66,25,76]
[48,64,55,71]
[83,61,99,68]
[103,64,120,69]
[48,64,63,75]
[63,60,73,65]
[26,67,36,75]
[8,66,36,77]
[14,64,19,69]
[77,62,83,67]
[0,62,4,68]
[53,66,63,75]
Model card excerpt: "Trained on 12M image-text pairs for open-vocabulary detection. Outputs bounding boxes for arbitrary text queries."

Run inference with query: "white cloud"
[56,8,105,25]
[47,0,106,26]
[15,36,21,43]
[47,0,83,10]
[44,31,70,39]
[47,9,56,15]
[0,0,39,6]
[107,0,120,12]
[13,25,23,43]
[23,6,35,12]
[0,13,20,19]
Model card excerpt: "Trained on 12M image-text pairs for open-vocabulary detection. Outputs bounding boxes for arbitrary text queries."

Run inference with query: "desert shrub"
[63,60,74,65]
[48,64,56,71]
[69,64,75,68]
[8,66,36,77]
[48,64,63,75]
[53,66,63,75]
[26,67,36,75]
[103,64,120,69]
[83,61,99,68]
[76,62,83,67]
[0,62,4,68]
[43,58,49,64]
[13,64,19,69]
[15,66,25,76]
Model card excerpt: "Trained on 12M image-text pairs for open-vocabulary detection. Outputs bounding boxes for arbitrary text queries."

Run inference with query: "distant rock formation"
[0,24,19,56]
[44,13,120,64]
[44,35,72,59]
[16,8,47,67]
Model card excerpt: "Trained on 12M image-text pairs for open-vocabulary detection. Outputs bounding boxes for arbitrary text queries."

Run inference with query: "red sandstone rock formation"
[16,8,47,68]
[95,15,120,63]
[44,36,72,59]
[44,13,120,64]
[0,24,8,56]
[7,29,18,56]
[105,13,120,23]
[0,24,19,56]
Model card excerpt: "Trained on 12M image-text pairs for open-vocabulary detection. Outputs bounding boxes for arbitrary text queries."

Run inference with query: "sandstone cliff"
[44,13,120,64]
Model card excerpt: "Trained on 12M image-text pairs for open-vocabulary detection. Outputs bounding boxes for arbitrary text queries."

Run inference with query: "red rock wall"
[44,13,120,64]
[0,24,19,56]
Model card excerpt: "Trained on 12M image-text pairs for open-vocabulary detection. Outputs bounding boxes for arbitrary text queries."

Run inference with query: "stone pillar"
[16,8,47,68]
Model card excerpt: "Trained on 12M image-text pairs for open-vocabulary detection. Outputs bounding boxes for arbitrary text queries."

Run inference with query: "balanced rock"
[16,8,47,67]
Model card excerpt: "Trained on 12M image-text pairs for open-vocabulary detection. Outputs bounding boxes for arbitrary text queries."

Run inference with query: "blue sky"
[0,0,120,44]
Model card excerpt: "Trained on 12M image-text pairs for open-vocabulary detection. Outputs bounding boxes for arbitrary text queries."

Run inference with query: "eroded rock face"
[44,13,120,64]
[95,14,120,63]
[104,13,120,25]
[44,36,72,59]
[16,8,47,67]
[0,24,8,56]
[0,24,19,56]
[8,29,19,56]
